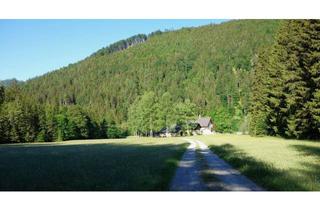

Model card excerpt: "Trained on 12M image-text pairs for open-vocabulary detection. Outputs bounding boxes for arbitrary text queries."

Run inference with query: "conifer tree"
[249,49,270,135]
[0,86,4,106]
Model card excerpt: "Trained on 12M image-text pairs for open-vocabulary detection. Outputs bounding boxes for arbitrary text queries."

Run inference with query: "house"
[194,116,215,135]
[156,125,183,137]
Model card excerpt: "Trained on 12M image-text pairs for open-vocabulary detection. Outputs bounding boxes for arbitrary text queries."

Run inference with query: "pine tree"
[263,25,287,137]
[44,105,59,141]
[249,49,270,135]
[0,86,6,143]
[99,119,108,138]
[276,20,320,139]
[157,92,174,130]
[174,99,197,133]
[0,86,4,106]
[0,105,9,143]
[127,96,143,136]
[300,20,320,139]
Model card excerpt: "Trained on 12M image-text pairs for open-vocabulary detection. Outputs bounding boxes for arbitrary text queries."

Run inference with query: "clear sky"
[0,19,227,81]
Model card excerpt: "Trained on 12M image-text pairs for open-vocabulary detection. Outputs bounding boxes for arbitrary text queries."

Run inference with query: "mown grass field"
[191,134,320,191]
[0,137,187,191]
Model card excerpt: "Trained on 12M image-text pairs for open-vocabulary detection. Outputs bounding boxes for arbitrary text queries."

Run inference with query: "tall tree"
[156,92,174,130]
[173,99,197,133]
[0,86,4,106]
[249,49,271,135]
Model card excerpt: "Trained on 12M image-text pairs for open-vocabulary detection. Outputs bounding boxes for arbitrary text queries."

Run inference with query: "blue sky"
[0,19,227,81]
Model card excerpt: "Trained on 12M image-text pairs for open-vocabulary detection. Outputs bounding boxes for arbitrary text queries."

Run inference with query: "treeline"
[92,31,165,57]
[93,34,148,56]
[249,20,320,140]
[0,83,127,144]
[128,91,197,136]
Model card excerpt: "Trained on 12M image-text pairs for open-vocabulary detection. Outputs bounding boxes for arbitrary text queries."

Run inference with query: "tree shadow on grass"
[208,144,313,191]
[290,144,320,159]
[288,144,320,191]
[0,142,187,191]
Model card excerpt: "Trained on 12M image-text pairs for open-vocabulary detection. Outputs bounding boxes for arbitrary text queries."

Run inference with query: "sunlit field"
[0,137,187,191]
[191,134,320,191]
[1,134,319,191]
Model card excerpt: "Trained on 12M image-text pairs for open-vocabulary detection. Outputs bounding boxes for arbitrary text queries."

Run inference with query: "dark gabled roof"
[196,117,212,127]
[158,125,182,134]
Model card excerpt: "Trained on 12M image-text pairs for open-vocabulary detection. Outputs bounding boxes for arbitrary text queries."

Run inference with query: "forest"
[0,19,319,143]
[249,20,320,139]
[0,83,127,143]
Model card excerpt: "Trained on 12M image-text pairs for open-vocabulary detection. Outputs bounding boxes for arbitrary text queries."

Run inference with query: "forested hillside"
[24,20,278,123]
[0,20,281,143]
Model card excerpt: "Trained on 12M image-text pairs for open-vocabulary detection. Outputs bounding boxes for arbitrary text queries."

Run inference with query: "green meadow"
[0,137,186,191]
[0,134,319,191]
[192,134,320,191]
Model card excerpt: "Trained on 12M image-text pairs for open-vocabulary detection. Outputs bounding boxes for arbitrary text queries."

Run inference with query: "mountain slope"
[0,79,23,87]
[23,20,280,125]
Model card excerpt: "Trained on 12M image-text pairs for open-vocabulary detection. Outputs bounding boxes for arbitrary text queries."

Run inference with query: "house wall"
[200,127,213,135]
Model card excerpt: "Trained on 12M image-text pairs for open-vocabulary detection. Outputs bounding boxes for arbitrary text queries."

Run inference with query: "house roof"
[159,125,182,134]
[196,117,212,127]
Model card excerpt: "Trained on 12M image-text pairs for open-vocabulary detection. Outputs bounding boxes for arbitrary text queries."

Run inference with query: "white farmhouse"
[194,117,215,135]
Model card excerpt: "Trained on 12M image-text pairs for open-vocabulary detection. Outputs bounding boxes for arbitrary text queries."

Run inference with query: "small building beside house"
[156,125,183,137]
[194,116,215,135]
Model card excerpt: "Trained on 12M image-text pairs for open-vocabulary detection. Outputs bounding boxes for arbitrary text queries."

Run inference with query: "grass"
[191,134,320,191]
[0,137,187,191]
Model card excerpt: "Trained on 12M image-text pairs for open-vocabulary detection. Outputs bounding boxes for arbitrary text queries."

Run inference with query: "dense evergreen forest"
[249,20,320,139]
[2,19,318,143]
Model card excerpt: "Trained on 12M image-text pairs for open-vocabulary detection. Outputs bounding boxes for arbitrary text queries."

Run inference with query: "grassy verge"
[0,137,187,191]
[191,134,320,191]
